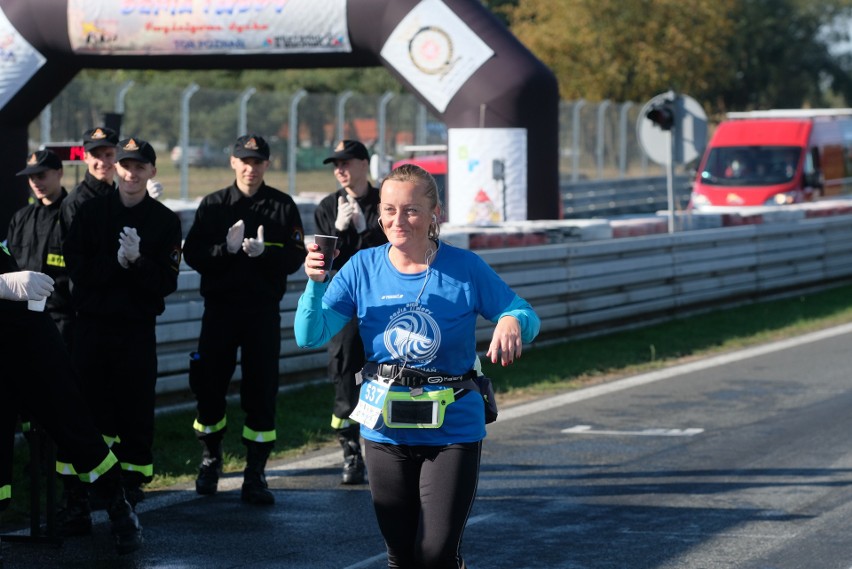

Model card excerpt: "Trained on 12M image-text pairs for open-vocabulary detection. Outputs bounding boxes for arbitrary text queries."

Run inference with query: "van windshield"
[699,146,801,186]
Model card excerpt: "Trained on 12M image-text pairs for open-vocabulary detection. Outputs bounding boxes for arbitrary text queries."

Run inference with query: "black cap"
[232,134,270,160]
[16,150,63,176]
[323,140,369,164]
[116,137,157,166]
[82,127,119,152]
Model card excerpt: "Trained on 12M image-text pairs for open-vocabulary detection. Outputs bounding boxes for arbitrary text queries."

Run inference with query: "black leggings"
[363,440,482,569]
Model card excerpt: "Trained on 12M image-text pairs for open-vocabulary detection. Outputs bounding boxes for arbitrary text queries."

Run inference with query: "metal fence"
[30,77,672,198]
[152,214,852,398]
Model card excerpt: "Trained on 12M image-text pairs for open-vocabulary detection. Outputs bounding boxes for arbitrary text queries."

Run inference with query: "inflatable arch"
[0,0,559,237]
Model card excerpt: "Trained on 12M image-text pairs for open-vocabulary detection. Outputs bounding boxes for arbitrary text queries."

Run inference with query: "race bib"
[349,377,390,429]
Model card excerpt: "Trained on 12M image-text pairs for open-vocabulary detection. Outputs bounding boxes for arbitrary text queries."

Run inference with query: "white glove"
[119,226,141,264]
[242,225,265,257]
[349,195,366,233]
[146,179,163,200]
[0,271,54,301]
[226,219,245,254]
[117,244,130,269]
[335,196,354,232]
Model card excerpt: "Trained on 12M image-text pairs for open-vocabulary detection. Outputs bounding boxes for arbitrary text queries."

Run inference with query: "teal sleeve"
[494,295,541,344]
[294,278,350,348]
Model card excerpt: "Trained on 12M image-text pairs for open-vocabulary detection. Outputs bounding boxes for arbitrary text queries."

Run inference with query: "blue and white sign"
[0,7,46,112]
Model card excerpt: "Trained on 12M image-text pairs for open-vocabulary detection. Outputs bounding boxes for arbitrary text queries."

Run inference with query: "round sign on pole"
[637,91,708,166]
[636,91,708,234]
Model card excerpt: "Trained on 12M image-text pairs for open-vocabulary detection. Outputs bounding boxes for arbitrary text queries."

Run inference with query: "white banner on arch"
[67,0,351,55]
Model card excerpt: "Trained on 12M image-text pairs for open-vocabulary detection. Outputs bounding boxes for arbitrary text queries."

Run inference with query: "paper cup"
[313,234,338,272]
[27,298,46,312]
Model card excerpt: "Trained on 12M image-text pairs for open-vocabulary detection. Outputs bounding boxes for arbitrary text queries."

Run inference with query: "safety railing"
[153,215,852,398]
[561,175,692,217]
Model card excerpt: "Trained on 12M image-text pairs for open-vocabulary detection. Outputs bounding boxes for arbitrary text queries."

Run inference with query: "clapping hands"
[242,225,265,257]
[117,226,141,268]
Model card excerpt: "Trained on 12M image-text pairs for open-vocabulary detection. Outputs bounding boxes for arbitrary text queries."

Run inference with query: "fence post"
[238,87,256,136]
[179,83,200,201]
[596,100,611,179]
[112,80,134,137]
[618,101,634,179]
[39,105,51,146]
[335,90,353,142]
[377,91,394,178]
[288,89,308,195]
[416,103,428,145]
[571,99,586,183]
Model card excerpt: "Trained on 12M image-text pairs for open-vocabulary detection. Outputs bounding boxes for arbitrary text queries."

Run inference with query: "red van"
[690,109,852,208]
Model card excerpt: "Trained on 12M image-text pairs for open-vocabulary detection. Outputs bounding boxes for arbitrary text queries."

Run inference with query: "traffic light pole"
[638,91,707,234]
[665,129,675,234]
[639,91,677,234]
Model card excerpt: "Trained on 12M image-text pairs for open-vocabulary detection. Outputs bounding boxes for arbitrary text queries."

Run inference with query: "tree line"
[493,0,852,115]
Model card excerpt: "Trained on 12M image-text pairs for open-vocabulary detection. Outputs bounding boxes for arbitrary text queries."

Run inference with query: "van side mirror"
[804,171,823,188]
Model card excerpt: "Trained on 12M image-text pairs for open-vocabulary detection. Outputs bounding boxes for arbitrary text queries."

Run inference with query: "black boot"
[99,467,142,555]
[338,425,365,485]
[57,476,92,537]
[241,442,274,505]
[122,472,146,508]
[195,434,223,496]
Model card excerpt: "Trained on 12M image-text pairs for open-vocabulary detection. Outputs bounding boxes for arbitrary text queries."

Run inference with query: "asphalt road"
[4,323,852,568]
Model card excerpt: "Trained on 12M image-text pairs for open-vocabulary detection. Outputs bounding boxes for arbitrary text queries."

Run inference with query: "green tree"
[500,0,737,103]
[500,0,852,112]
[714,0,852,111]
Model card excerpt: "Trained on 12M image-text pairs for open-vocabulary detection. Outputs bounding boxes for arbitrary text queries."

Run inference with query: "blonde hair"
[381,163,442,239]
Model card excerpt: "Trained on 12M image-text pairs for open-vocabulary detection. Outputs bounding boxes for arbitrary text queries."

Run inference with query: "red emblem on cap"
[91,128,107,140]
[124,139,140,151]
[244,138,259,150]
[27,153,37,165]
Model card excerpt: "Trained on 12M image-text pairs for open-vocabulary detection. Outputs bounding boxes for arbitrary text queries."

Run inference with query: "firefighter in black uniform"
[48,127,118,536]
[0,252,142,555]
[183,134,306,505]
[6,149,87,536]
[315,140,387,484]
[60,126,119,238]
[63,138,182,516]
[6,149,73,345]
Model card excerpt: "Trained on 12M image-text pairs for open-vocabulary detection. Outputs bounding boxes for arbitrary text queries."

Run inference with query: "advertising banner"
[67,0,351,55]
[0,7,46,111]
[380,0,493,113]
[447,128,527,225]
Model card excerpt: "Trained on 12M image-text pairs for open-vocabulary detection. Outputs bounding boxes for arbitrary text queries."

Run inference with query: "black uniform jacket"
[6,189,72,315]
[63,191,182,321]
[60,171,116,237]
[314,183,387,271]
[182,182,306,310]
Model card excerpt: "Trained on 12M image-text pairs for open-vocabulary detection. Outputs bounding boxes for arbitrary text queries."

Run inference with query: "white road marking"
[562,425,704,436]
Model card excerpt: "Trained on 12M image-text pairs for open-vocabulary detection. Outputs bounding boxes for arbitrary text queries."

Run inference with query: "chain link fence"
[29,77,673,199]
